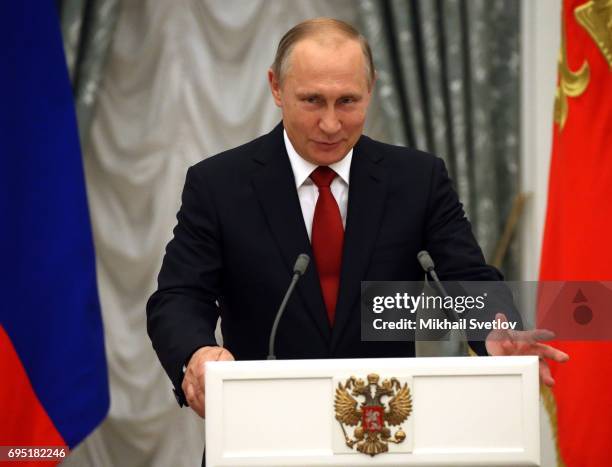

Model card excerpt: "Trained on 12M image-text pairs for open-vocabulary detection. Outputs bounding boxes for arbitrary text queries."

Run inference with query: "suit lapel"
[331,138,387,352]
[250,124,331,344]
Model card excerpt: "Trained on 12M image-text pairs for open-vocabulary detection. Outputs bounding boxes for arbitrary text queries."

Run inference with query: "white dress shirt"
[283,130,352,240]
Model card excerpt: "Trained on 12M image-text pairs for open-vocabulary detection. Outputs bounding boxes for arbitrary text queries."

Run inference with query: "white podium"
[205,356,540,466]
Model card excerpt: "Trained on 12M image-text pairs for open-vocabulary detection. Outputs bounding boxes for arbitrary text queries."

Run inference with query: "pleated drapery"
[59,0,119,148]
[359,0,521,278]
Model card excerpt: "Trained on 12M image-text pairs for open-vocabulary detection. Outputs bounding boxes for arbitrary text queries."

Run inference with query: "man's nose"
[319,107,341,134]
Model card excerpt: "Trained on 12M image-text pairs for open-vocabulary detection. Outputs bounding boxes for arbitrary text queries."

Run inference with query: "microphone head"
[417,250,435,272]
[293,254,310,276]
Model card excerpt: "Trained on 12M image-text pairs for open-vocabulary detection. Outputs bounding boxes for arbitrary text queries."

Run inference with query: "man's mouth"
[314,140,342,148]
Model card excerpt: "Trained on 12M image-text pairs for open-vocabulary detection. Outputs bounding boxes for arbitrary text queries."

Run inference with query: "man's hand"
[182,346,235,418]
[485,313,569,387]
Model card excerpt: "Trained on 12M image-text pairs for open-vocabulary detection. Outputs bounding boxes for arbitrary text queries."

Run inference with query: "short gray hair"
[271,18,375,88]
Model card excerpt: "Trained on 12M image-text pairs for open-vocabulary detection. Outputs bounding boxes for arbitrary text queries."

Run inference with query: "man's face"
[268,36,373,166]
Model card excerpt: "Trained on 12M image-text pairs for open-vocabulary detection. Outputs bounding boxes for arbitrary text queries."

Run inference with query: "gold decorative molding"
[541,385,567,467]
[491,192,530,269]
[554,5,591,130]
[575,0,612,68]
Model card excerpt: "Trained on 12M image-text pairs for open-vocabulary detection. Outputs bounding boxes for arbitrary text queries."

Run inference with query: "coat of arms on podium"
[334,373,413,456]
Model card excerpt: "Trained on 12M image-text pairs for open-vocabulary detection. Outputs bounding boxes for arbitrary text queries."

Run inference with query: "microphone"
[267,254,310,360]
[417,250,458,322]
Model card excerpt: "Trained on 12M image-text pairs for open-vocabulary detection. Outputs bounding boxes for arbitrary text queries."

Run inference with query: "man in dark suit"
[147,18,568,422]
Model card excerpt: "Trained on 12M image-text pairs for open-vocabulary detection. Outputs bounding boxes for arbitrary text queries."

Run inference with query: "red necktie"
[310,166,344,326]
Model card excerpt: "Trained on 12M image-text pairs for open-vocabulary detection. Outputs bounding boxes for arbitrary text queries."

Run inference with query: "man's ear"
[368,69,378,94]
[268,68,282,107]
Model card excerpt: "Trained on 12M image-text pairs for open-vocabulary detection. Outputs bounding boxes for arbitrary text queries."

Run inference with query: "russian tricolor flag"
[0,1,110,456]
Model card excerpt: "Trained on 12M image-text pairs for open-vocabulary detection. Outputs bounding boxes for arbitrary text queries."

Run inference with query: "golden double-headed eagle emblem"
[334,374,413,456]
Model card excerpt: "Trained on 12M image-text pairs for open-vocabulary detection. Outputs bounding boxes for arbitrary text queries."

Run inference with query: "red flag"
[539,0,612,465]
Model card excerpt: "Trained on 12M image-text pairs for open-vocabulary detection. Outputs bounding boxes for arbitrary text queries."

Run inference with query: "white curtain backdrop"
[63,1,391,466]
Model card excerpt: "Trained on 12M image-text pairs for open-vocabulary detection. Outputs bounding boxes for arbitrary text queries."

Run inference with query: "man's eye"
[340,97,355,104]
[304,96,319,104]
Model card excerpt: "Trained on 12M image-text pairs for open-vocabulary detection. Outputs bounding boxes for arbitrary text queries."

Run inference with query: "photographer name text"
[372,317,517,331]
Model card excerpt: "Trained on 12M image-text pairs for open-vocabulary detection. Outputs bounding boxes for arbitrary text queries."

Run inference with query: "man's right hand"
[182,346,235,418]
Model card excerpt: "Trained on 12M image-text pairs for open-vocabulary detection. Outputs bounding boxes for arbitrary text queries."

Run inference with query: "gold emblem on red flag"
[554,4,591,130]
[334,374,412,456]
[575,0,612,68]
[555,0,612,130]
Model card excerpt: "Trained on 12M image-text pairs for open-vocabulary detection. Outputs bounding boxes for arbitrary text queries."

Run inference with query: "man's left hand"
[485,313,569,387]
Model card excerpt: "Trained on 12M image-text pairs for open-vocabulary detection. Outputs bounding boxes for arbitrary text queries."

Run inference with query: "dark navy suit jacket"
[146,122,502,406]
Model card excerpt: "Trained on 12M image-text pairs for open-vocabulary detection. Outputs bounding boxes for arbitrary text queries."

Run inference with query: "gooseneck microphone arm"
[417,250,459,323]
[267,254,310,360]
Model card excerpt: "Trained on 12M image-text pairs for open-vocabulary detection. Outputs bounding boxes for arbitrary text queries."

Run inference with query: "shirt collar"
[283,129,352,188]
